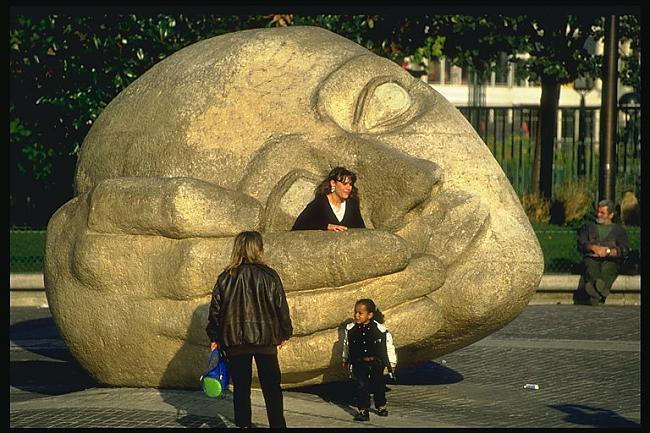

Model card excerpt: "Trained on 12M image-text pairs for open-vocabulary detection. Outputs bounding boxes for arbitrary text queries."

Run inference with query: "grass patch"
[10,229,46,273]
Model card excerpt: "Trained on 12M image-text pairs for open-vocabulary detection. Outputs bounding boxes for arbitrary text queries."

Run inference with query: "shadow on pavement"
[157,390,232,428]
[550,403,640,427]
[158,305,237,428]
[10,316,98,395]
[393,360,463,385]
[10,359,97,396]
[290,360,463,414]
[10,317,69,361]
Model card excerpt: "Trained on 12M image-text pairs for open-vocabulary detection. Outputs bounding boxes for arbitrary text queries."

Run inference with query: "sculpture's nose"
[351,138,442,231]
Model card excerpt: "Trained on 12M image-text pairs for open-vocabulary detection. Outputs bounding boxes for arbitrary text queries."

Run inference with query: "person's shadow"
[158,305,234,428]
[549,403,639,427]
[293,318,358,416]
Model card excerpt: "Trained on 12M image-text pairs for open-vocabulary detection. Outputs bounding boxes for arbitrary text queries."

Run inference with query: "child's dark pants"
[353,358,386,410]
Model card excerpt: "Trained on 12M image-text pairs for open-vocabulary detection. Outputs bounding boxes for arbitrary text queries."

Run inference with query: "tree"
[512,14,602,199]
[427,15,529,128]
[615,14,640,93]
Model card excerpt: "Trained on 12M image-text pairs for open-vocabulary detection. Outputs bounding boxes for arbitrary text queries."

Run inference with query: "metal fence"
[459,106,642,203]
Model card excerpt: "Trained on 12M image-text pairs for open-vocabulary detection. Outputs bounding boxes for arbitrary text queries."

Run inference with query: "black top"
[346,321,390,367]
[291,194,366,231]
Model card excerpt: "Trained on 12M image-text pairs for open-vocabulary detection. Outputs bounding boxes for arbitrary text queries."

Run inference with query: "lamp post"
[573,77,595,177]
[599,15,619,203]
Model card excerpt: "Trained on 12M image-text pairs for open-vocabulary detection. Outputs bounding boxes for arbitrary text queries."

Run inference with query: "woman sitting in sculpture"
[291,166,366,231]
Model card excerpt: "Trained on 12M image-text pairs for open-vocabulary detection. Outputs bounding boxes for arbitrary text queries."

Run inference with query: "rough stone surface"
[44,26,544,389]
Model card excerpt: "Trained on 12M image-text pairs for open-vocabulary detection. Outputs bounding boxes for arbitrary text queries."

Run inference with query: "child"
[342,298,397,422]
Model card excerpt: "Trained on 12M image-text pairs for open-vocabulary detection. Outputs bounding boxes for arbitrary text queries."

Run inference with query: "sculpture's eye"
[353,79,413,132]
[316,54,429,135]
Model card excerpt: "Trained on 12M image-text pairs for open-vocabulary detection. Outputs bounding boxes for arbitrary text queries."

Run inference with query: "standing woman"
[206,231,293,428]
[291,166,366,231]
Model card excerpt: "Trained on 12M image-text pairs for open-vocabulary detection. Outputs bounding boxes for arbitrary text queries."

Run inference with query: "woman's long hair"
[315,166,360,201]
[224,231,265,275]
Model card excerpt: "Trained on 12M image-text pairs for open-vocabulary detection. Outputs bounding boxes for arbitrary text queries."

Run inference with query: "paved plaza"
[10,304,641,428]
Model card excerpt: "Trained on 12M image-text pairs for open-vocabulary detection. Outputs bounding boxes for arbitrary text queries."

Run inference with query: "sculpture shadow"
[549,403,639,427]
[158,305,234,428]
[298,318,357,416]
[10,316,98,395]
[9,359,98,396]
[157,389,232,428]
[290,360,463,415]
[392,360,464,385]
[10,316,69,361]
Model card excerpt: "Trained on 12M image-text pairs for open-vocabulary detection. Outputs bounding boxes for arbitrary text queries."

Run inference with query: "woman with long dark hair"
[291,166,366,231]
[206,231,293,428]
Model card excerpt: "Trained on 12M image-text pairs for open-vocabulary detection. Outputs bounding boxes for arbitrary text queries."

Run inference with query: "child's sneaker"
[353,409,370,421]
[377,406,389,417]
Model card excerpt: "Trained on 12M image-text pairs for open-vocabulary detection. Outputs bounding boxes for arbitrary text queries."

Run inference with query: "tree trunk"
[532,76,561,199]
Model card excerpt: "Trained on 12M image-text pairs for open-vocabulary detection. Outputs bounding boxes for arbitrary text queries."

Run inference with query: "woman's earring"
[331,186,335,192]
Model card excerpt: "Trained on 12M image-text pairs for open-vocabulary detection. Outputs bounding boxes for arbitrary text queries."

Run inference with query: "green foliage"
[619,15,641,92]
[410,36,445,66]
[293,15,375,48]
[432,15,522,82]
[10,229,47,273]
[510,14,601,85]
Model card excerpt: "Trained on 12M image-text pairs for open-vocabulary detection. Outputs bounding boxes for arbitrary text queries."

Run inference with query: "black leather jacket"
[206,262,293,347]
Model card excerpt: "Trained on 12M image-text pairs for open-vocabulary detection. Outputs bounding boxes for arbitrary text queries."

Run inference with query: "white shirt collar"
[329,200,346,222]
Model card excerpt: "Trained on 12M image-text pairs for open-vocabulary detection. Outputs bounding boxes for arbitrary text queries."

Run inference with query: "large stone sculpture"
[44,26,544,389]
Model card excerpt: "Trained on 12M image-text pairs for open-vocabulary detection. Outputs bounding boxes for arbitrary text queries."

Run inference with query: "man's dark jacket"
[577,221,630,260]
[291,194,365,230]
[206,262,293,348]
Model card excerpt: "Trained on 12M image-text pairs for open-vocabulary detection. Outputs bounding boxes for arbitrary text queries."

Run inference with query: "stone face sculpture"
[44,26,544,389]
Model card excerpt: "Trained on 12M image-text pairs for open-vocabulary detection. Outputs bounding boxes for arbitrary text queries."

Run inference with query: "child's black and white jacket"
[342,320,397,370]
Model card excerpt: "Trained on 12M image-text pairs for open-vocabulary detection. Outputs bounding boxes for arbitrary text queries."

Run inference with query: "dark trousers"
[228,353,286,428]
[352,360,386,410]
[583,256,619,300]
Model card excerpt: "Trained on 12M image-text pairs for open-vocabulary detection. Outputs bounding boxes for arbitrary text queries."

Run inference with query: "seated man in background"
[577,199,630,305]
